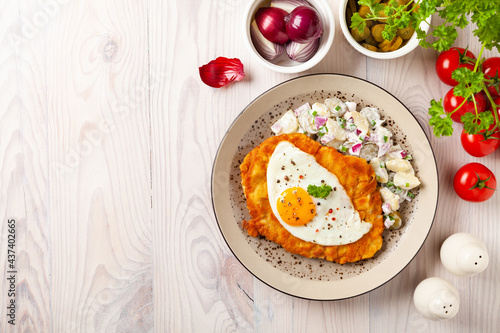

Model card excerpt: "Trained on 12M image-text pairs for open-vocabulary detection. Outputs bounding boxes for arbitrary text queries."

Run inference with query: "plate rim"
[211,73,439,301]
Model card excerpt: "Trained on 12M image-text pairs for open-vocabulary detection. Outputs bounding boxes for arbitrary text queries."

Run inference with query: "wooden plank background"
[1,0,498,332]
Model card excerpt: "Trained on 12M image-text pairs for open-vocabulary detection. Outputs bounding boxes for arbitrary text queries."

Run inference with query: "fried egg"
[267,141,372,246]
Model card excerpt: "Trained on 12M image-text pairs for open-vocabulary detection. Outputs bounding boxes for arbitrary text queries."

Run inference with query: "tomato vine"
[413,0,500,137]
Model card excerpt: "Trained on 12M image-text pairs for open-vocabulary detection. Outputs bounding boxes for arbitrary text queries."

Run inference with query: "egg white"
[267,141,372,246]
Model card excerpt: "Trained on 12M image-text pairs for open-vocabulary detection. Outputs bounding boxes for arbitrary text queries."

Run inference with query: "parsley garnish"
[307,184,333,199]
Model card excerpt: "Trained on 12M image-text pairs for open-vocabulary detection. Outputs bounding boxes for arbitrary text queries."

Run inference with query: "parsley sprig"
[414,0,500,137]
[307,184,332,199]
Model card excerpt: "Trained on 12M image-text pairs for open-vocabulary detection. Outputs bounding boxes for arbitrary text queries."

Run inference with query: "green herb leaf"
[416,0,439,20]
[431,25,458,51]
[307,184,333,199]
[471,2,500,52]
[358,0,372,7]
[350,12,366,32]
[462,111,494,134]
[428,99,454,137]
[452,67,484,97]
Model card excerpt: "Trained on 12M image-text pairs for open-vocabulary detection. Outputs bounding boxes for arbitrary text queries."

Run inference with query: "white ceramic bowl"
[243,0,335,73]
[338,0,430,59]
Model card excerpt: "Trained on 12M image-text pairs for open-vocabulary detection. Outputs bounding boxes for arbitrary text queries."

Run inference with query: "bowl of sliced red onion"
[244,0,335,73]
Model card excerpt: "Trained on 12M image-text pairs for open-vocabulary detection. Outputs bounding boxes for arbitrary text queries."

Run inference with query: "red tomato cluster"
[435,48,499,202]
[436,48,500,128]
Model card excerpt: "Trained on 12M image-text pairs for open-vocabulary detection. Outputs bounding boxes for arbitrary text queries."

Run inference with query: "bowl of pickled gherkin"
[339,0,430,59]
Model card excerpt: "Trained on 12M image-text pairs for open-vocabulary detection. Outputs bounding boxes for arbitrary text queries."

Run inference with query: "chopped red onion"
[350,143,362,155]
[384,215,395,228]
[294,103,310,116]
[368,133,378,142]
[378,143,392,157]
[320,133,335,145]
[314,116,328,128]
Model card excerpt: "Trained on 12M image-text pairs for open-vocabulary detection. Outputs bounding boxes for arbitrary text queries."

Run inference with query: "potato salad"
[270,98,421,230]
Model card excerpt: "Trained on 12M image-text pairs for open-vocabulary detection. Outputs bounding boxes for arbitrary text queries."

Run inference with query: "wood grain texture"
[2,0,153,331]
[1,0,499,332]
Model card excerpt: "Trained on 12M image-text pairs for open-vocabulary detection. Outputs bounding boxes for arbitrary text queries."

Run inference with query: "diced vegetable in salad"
[270,98,421,230]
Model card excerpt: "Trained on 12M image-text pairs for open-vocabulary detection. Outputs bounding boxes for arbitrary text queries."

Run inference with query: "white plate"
[212,74,438,300]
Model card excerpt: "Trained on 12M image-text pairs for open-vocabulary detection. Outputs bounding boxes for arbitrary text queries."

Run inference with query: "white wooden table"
[1,0,499,332]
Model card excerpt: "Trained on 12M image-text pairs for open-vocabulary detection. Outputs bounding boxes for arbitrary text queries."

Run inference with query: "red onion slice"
[314,115,328,129]
[286,38,319,62]
[378,143,392,157]
[382,203,392,215]
[199,57,245,88]
[250,20,285,60]
[294,103,310,116]
[350,143,363,155]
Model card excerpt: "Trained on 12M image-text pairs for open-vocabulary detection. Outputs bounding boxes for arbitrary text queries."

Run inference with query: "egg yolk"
[276,187,316,226]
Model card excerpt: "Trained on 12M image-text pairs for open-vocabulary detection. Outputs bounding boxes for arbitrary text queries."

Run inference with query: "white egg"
[267,141,372,246]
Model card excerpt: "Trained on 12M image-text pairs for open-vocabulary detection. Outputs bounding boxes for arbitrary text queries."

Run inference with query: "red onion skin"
[255,7,290,45]
[199,57,245,88]
[285,6,323,44]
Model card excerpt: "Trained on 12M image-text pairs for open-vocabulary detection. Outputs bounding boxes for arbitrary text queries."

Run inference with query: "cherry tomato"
[483,57,500,98]
[453,163,496,202]
[436,48,476,86]
[443,88,487,123]
[460,128,500,157]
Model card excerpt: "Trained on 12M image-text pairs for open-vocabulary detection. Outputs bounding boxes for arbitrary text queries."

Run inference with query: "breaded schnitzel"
[240,133,384,264]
